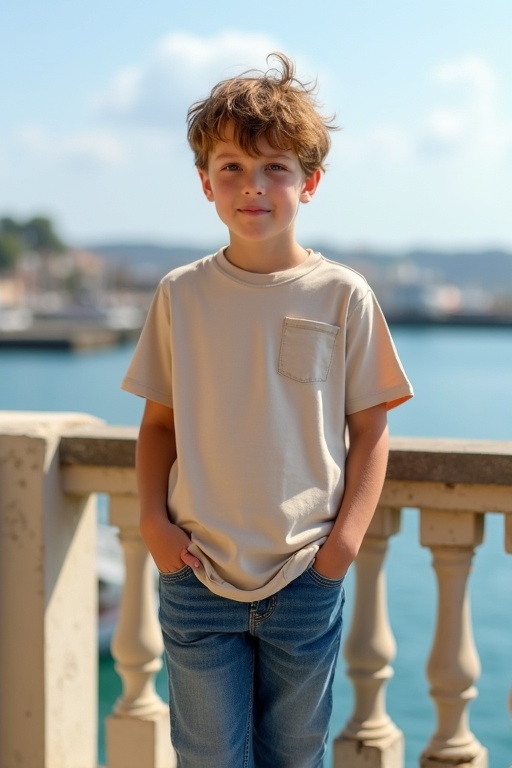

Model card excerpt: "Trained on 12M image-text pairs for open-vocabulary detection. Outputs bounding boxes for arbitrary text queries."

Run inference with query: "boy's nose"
[243,172,265,195]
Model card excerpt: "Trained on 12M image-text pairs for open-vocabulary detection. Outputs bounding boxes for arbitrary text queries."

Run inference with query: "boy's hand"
[140,514,201,573]
[313,542,349,581]
[136,400,201,573]
[313,403,390,582]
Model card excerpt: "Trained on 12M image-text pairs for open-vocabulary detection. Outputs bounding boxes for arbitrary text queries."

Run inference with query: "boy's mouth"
[238,206,271,214]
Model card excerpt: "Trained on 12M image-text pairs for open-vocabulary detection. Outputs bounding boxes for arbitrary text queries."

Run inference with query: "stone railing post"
[334,506,404,767]
[106,494,175,768]
[505,513,512,752]
[0,412,101,768]
[420,509,488,768]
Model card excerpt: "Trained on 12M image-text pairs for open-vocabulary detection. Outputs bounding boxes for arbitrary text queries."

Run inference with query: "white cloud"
[433,55,497,97]
[18,124,125,165]
[425,110,465,144]
[93,30,284,130]
[421,55,512,160]
[333,125,413,166]
[335,55,512,169]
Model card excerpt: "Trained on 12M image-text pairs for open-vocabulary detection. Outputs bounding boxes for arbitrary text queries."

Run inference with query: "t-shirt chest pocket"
[278,317,340,383]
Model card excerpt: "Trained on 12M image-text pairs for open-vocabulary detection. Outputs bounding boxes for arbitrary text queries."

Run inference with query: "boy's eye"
[223,163,241,171]
[267,163,286,171]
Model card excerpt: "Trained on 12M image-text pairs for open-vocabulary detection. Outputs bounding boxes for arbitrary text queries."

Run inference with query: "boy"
[122,53,413,768]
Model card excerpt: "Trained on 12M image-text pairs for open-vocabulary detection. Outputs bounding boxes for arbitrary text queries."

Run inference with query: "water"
[1,325,511,766]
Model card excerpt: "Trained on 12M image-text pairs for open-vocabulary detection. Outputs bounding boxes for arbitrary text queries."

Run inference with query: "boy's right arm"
[136,398,200,573]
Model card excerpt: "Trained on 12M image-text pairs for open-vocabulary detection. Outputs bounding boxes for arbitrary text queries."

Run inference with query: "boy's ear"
[197,168,215,202]
[300,169,322,204]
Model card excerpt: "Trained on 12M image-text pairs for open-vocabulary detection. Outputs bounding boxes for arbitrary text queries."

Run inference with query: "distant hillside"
[87,242,206,271]
[87,241,512,295]
[318,245,512,294]
[406,249,512,290]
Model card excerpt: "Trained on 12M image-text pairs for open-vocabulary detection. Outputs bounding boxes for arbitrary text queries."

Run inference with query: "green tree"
[22,216,66,252]
[0,231,23,270]
[0,214,68,270]
[0,216,20,237]
[0,219,24,270]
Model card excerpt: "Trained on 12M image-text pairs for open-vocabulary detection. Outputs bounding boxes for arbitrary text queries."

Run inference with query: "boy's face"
[197,123,321,252]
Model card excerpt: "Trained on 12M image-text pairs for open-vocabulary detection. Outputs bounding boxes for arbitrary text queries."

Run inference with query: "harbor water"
[1,324,511,766]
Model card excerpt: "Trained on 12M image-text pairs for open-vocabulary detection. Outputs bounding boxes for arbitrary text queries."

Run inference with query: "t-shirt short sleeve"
[345,289,413,414]
[121,280,174,407]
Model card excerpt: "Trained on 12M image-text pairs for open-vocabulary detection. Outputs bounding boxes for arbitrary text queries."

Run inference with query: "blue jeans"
[159,565,345,768]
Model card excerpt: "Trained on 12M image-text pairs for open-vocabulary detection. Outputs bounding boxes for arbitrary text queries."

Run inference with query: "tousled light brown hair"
[187,53,338,176]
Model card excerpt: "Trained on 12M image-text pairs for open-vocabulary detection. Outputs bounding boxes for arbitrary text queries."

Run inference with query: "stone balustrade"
[0,413,511,768]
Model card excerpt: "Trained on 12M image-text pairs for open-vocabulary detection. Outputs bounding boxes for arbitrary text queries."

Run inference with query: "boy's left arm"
[313,402,389,580]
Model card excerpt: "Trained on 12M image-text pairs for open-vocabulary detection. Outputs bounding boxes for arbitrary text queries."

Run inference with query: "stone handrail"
[0,413,511,768]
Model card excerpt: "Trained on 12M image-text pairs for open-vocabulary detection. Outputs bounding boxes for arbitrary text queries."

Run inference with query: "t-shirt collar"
[214,246,322,286]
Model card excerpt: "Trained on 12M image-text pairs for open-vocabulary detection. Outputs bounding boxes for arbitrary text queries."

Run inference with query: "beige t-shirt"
[122,249,413,601]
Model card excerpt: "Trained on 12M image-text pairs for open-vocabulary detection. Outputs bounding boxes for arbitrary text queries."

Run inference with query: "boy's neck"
[224,239,309,274]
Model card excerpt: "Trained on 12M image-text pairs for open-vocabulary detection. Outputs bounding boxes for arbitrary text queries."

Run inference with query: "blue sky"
[1,0,511,251]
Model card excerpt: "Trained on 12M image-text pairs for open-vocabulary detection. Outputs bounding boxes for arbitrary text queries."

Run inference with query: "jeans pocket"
[306,565,345,589]
[159,564,193,583]
[278,317,339,383]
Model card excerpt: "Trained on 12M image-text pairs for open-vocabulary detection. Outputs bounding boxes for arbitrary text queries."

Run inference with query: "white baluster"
[420,509,487,768]
[106,495,175,768]
[334,506,404,767]
[506,511,512,749]
[0,414,100,768]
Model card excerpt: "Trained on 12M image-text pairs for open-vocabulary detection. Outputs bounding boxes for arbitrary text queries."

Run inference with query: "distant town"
[1,215,512,349]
